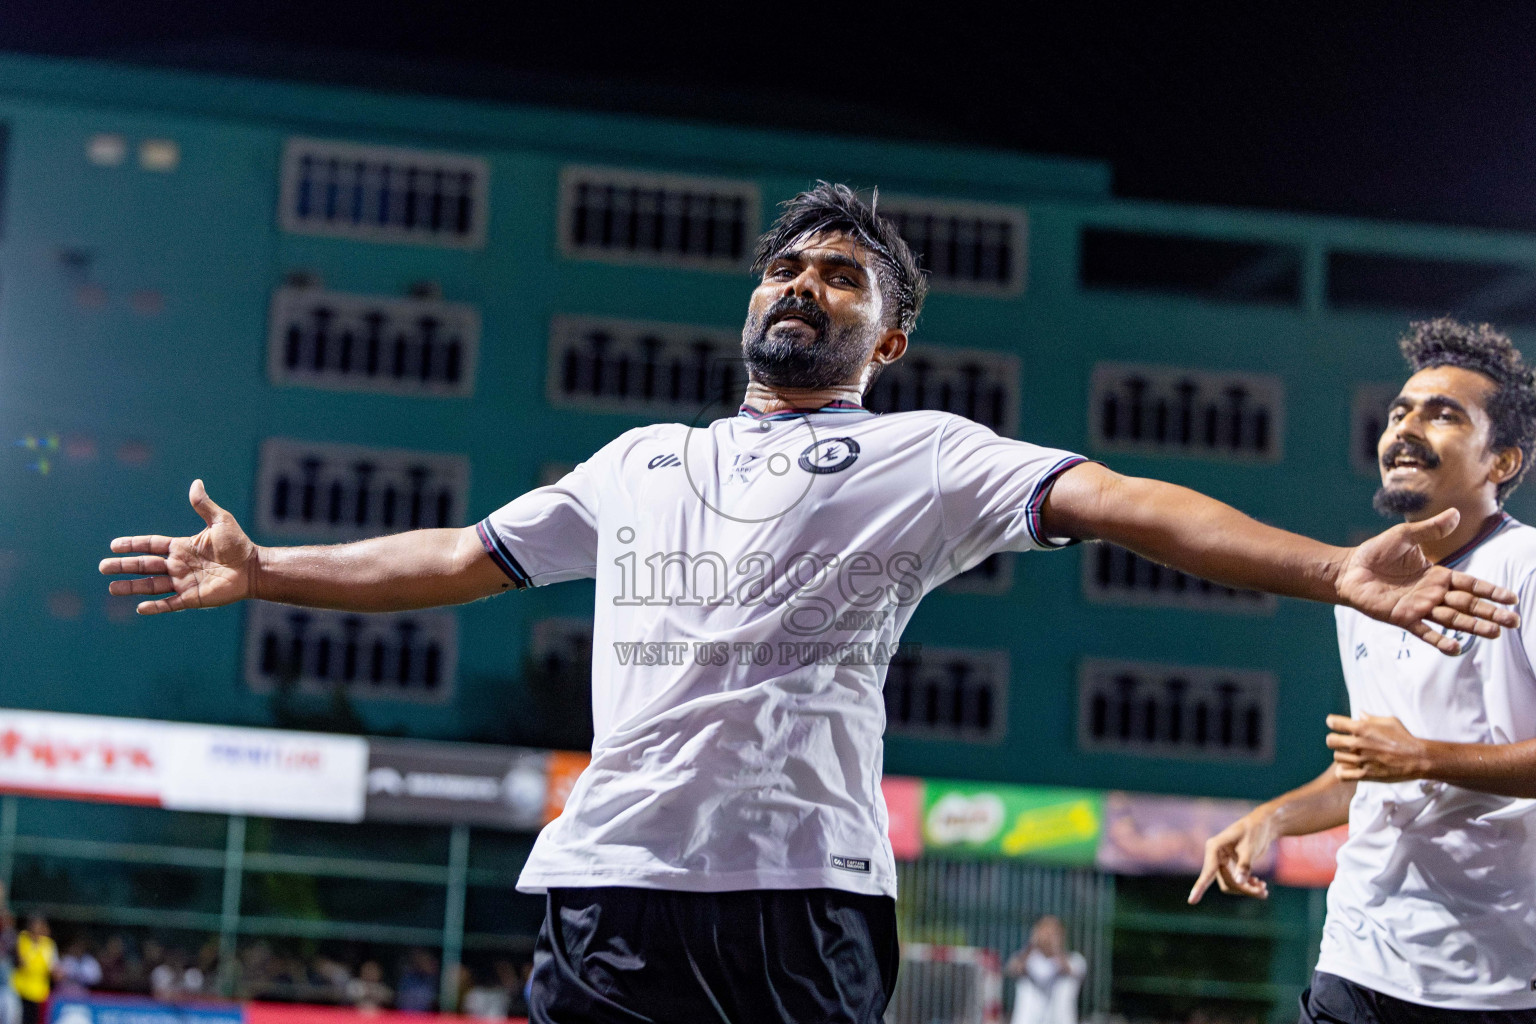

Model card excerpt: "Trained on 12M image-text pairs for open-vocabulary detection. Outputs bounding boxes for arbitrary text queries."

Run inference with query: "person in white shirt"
[55,938,101,999]
[1007,916,1086,1024]
[103,186,1517,1024]
[1190,318,1536,1024]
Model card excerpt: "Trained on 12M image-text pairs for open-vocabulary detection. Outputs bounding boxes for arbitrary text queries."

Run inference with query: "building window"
[268,284,480,397]
[1079,228,1301,305]
[885,646,1008,743]
[1350,383,1400,477]
[244,604,457,701]
[865,345,1020,437]
[879,197,1026,295]
[1090,363,1284,461]
[559,166,758,270]
[1078,658,1274,762]
[279,138,489,248]
[1082,544,1275,614]
[256,439,469,543]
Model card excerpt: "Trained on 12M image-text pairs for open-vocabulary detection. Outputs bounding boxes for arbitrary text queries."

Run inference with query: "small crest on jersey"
[831,855,871,873]
[1354,643,1368,660]
[799,437,860,474]
[728,452,760,484]
[647,453,681,469]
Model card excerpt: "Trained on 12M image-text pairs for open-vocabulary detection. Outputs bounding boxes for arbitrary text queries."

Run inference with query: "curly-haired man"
[105,189,1517,1024]
[1192,318,1536,1024]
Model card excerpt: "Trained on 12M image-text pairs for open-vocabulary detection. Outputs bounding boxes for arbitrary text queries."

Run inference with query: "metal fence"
[896,858,1115,1020]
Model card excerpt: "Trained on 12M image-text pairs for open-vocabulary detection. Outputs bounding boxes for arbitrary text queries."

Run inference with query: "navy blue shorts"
[1300,972,1536,1024]
[529,886,899,1024]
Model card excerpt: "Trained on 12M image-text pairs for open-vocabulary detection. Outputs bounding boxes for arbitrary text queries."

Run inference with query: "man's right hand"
[99,479,259,615]
[1187,808,1277,903]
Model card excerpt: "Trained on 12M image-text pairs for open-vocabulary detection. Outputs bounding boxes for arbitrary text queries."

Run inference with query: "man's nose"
[1384,410,1426,450]
[1398,409,1429,438]
[779,266,821,299]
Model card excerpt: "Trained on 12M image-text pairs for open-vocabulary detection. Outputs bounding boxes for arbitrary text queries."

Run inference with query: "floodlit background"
[2,6,1536,1023]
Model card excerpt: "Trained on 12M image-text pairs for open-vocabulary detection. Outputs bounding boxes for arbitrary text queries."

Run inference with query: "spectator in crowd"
[193,939,219,996]
[499,961,529,1020]
[150,946,206,1001]
[95,935,131,993]
[310,955,353,1003]
[1006,916,1088,1024]
[11,917,59,1024]
[394,949,438,1012]
[56,936,102,998]
[346,960,392,1013]
[461,964,512,1021]
[139,939,165,995]
[0,927,553,1017]
[236,940,274,999]
[0,885,17,1024]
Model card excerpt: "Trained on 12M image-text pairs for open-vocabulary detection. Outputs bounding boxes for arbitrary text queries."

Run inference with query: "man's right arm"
[252,527,514,611]
[1187,765,1355,903]
[100,480,514,615]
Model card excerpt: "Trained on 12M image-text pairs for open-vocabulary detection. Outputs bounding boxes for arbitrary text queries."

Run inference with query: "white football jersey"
[1320,513,1536,1009]
[477,404,1086,897]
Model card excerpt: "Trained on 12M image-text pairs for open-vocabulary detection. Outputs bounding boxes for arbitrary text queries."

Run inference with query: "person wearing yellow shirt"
[11,917,57,1024]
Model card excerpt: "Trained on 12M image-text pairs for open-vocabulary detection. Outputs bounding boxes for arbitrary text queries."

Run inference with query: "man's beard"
[1373,486,1432,517]
[742,296,874,390]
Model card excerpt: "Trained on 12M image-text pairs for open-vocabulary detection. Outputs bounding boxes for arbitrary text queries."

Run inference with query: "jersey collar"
[1438,511,1514,568]
[737,399,868,421]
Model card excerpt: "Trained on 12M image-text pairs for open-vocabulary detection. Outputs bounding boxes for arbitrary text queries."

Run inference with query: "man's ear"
[1491,446,1523,486]
[871,328,907,368]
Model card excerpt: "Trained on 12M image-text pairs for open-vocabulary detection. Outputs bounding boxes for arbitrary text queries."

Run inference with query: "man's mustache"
[1381,438,1441,470]
[761,296,829,333]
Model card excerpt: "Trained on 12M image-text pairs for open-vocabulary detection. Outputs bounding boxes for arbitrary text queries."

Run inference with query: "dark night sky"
[5,3,1536,229]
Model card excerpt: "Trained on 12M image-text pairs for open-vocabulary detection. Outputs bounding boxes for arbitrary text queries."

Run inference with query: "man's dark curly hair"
[1400,317,1536,503]
[751,182,928,333]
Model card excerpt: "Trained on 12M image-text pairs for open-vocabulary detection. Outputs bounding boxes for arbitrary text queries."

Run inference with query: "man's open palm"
[99,480,258,615]
[1337,508,1519,653]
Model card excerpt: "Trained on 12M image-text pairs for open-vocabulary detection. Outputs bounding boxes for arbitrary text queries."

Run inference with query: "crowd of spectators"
[0,884,533,1020]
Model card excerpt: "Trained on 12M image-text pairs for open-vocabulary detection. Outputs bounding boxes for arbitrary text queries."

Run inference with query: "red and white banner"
[247,1002,517,1024]
[0,710,367,822]
[1275,823,1349,887]
[881,775,925,860]
[0,710,166,805]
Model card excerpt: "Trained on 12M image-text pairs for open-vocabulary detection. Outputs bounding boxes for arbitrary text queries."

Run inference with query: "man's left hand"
[1326,714,1434,782]
[1336,508,1518,654]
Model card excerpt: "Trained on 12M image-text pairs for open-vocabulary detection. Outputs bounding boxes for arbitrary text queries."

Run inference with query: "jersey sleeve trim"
[1025,456,1091,549]
[475,520,532,588]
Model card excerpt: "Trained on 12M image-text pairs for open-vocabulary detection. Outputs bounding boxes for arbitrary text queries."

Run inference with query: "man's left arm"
[1039,462,1518,653]
[1326,714,1536,797]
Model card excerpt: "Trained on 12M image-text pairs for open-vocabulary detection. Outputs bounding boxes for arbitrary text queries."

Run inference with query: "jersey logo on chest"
[798,437,861,474]
[1390,628,1475,660]
[727,453,760,484]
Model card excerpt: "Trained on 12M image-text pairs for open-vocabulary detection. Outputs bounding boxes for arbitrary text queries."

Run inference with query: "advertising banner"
[50,995,244,1024]
[1095,791,1269,875]
[881,775,924,860]
[923,781,1103,864]
[0,710,168,805]
[542,750,591,824]
[1275,824,1349,887]
[365,738,547,829]
[0,710,368,822]
[49,1000,514,1024]
[0,709,1353,886]
[162,724,367,822]
[246,1003,502,1024]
